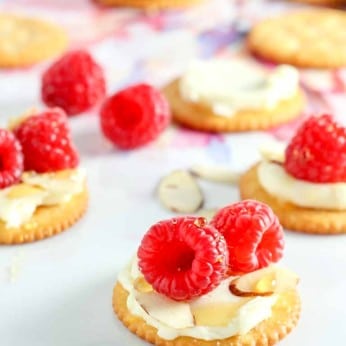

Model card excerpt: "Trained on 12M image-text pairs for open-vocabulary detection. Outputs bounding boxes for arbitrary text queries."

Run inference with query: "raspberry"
[0,129,23,189]
[42,50,106,116]
[100,83,170,149]
[211,200,284,275]
[14,108,79,173]
[137,216,228,301]
[284,114,346,183]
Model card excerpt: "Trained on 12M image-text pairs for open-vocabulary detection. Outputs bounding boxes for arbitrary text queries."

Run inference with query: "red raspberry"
[100,83,170,149]
[284,114,346,183]
[0,129,23,189]
[137,216,228,301]
[42,50,106,116]
[211,200,284,275]
[14,109,79,173]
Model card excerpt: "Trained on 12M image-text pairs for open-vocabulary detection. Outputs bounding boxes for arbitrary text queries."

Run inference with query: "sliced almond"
[22,169,76,182]
[158,170,204,213]
[192,300,249,327]
[53,169,76,180]
[259,142,286,163]
[229,266,299,297]
[6,184,45,199]
[190,164,240,184]
[134,277,153,293]
[136,292,194,329]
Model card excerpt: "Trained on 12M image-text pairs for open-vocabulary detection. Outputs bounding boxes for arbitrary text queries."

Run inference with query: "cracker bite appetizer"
[0,14,67,68]
[164,59,305,132]
[0,108,87,244]
[248,10,346,68]
[240,114,346,234]
[113,200,300,345]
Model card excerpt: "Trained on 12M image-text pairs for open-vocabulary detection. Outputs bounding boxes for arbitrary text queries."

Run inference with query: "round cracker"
[113,282,301,346]
[240,164,346,234]
[0,186,88,245]
[248,10,346,68]
[94,0,203,8]
[163,79,305,133]
[0,14,67,68]
[292,0,345,6]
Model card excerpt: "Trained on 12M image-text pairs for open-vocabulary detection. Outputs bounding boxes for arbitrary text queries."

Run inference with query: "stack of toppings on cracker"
[113,200,300,346]
[240,115,346,234]
[0,108,88,244]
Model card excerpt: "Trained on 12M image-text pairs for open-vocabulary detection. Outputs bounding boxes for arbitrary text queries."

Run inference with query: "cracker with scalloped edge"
[113,282,301,346]
[0,186,88,244]
[240,164,346,234]
[292,0,345,6]
[0,14,67,67]
[248,10,346,68]
[163,79,305,133]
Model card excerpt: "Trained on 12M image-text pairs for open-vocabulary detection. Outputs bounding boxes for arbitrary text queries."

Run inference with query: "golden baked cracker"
[163,79,305,133]
[240,164,346,234]
[113,282,301,346]
[292,0,346,6]
[0,14,67,68]
[248,10,346,68]
[94,0,203,8]
[0,186,88,245]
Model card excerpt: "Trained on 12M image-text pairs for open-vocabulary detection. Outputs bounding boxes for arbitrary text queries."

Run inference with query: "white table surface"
[1,113,346,345]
